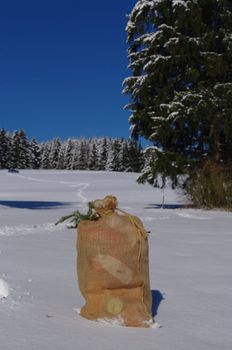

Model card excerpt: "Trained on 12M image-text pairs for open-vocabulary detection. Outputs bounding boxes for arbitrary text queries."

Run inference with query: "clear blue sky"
[0,0,137,142]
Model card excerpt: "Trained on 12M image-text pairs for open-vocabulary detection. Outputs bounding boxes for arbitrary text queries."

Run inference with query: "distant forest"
[0,128,144,172]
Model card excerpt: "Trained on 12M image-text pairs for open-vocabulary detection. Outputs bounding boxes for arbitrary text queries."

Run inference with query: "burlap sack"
[77,196,152,327]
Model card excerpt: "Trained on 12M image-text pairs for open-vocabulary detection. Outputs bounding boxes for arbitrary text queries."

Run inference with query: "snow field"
[0,170,232,350]
[0,278,9,299]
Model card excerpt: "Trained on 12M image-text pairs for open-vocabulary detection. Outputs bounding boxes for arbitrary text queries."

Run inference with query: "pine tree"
[0,129,11,169]
[41,142,51,169]
[57,144,66,169]
[64,139,74,169]
[49,138,61,169]
[123,0,232,189]
[88,140,99,170]
[70,141,79,170]
[11,131,20,168]
[120,140,132,172]
[76,139,88,170]
[11,129,30,168]
[107,139,122,171]
[30,138,41,169]
[98,137,109,170]
[128,140,144,172]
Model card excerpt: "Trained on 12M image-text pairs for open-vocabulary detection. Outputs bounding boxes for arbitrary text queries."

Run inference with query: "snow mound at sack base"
[0,279,9,299]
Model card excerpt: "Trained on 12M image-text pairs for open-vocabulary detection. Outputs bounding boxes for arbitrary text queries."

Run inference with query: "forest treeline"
[0,128,144,172]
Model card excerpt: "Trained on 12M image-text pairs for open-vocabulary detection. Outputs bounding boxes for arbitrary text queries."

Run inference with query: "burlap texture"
[76,197,152,327]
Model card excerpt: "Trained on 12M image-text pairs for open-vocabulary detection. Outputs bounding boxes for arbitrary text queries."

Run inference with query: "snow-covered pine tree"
[120,139,132,172]
[128,139,144,172]
[88,139,99,170]
[57,143,66,169]
[85,139,90,168]
[98,137,109,170]
[10,131,20,168]
[76,139,89,170]
[70,140,79,170]
[0,129,12,169]
[41,142,52,169]
[11,129,30,169]
[30,138,41,169]
[64,139,74,169]
[123,0,232,189]
[105,139,113,171]
[107,139,123,171]
[49,138,61,169]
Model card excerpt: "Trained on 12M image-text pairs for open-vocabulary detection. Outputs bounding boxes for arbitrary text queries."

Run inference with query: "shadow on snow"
[145,203,194,209]
[0,200,74,210]
[151,289,165,318]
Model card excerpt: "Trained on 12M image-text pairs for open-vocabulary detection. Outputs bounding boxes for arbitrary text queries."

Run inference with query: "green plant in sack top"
[55,202,97,229]
[55,195,118,229]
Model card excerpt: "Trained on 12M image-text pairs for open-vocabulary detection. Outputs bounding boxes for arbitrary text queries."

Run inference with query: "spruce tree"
[11,131,21,168]
[77,139,88,170]
[57,144,66,169]
[30,138,41,169]
[0,129,11,169]
[70,141,79,170]
[41,142,51,169]
[107,139,122,171]
[49,138,61,169]
[88,140,99,170]
[64,139,74,169]
[120,140,132,172]
[128,140,144,172]
[98,137,109,170]
[123,0,232,190]
[11,129,30,168]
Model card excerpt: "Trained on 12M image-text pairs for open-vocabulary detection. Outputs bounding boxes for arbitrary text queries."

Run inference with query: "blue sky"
[0,0,137,142]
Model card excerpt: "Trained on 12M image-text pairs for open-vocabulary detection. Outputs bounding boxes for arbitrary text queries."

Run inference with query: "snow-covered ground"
[0,170,231,350]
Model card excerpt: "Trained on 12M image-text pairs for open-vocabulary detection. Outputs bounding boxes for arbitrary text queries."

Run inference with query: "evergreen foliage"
[0,129,144,173]
[123,0,232,207]
[30,138,41,169]
[57,144,66,169]
[64,139,74,169]
[49,138,61,169]
[88,141,99,170]
[98,137,108,170]
[108,139,122,171]
[77,139,89,170]
[11,129,30,169]
[41,142,51,169]
[0,129,11,169]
